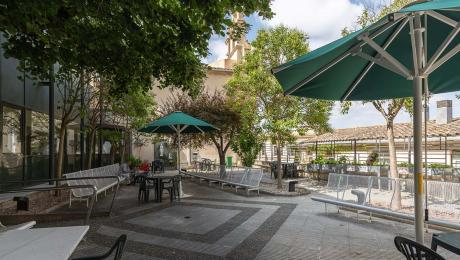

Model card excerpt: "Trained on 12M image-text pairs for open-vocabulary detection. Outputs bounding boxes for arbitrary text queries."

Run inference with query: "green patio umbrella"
[272,0,460,243]
[139,111,219,173]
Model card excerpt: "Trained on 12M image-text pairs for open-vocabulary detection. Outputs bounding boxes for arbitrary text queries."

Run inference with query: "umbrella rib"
[426,10,457,27]
[425,43,460,75]
[194,125,205,134]
[341,18,409,101]
[359,34,412,79]
[423,24,460,75]
[283,14,406,96]
[353,51,409,78]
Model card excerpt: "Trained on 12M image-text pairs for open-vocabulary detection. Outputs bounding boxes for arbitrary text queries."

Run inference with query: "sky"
[204,0,460,129]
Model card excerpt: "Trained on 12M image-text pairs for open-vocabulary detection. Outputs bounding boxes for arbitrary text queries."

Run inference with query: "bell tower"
[225,13,251,65]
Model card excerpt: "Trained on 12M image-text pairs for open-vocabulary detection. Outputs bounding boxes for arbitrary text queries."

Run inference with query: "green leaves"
[227,25,333,149]
[0,0,272,95]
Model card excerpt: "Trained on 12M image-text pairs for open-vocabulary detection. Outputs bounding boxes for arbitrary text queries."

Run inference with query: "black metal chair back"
[72,234,127,260]
[152,160,164,173]
[394,236,446,260]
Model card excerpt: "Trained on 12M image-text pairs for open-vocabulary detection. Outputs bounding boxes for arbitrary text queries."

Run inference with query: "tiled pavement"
[57,180,457,259]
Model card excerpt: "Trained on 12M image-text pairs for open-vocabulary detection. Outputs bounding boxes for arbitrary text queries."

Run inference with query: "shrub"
[127,155,142,168]
[430,163,450,169]
[337,155,348,164]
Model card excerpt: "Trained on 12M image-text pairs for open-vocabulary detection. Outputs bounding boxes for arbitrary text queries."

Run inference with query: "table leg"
[157,180,162,203]
[431,238,438,252]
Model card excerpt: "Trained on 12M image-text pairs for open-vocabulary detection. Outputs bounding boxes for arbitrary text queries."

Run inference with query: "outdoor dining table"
[0,225,89,260]
[147,170,181,202]
[431,232,460,255]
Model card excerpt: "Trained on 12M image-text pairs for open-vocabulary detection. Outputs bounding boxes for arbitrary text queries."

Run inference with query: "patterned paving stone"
[127,206,241,234]
[57,181,460,259]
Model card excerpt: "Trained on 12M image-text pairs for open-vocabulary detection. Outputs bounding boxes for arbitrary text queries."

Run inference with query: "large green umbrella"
[139,111,218,173]
[272,0,460,243]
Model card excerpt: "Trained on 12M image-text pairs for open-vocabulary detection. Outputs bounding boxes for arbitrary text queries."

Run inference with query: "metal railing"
[0,175,121,225]
[325,173,460,226]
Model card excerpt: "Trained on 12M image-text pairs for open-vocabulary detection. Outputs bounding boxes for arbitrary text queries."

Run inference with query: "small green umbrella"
[138,111,219,172]
[272,0,460,243]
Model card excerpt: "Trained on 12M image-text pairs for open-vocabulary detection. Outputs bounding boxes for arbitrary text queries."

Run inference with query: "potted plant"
[127,155,142,171]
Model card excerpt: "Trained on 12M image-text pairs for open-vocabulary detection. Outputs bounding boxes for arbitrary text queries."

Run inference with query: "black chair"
[394,236,446,260]
[134,175,156,202]
[160,176,180,202]
[152,160,164,173]
[72,234,127,260]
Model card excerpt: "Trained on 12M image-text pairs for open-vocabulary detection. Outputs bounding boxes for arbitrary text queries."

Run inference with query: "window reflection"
[29,111,49,155]
[1,106,24,183]
[2,106,22,154]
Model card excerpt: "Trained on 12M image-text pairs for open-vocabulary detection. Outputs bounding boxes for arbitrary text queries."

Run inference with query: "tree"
[0,1,273,96]
[162,91,241,174]
[107,89,156,163]
[342,0,414,209]
[231,124,263,167]
[227,26,333,189]
[82,77,106,169]
[54,70,89,178]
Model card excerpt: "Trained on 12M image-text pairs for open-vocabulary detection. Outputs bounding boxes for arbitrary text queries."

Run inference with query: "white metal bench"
[233,168,263,195]
[65,164,123,207]
[185,167,263,195]
[0,221,36,232]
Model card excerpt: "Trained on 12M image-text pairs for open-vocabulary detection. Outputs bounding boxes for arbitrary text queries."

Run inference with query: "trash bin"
[226,156,233,167]
[288,181,298,192]
[13,196,29,211]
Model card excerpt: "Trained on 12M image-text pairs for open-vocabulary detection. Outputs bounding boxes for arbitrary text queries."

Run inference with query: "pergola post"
[445,136,448,165]
[353,139,357,164]
[315,141,318,160]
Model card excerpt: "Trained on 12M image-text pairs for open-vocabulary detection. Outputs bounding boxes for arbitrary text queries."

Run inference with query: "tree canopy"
[161,91,241,169]
[0,1,273,96]
[227,25,333,188]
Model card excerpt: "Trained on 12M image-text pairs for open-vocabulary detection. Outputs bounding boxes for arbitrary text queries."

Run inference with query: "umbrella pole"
[177,125,181,173]
[412,12,425,244]
[177,125,189,198]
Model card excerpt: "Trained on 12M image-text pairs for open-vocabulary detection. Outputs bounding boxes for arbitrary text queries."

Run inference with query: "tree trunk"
[55,124,66,179]
[219,150,226,178]
[218,137,226,178]
[387,120,401,210]
[276,140,283,189]
[86,129,96,169]
[109,144,116,164]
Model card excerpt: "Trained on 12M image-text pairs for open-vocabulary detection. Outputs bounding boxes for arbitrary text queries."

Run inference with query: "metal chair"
[134,175,156,202]
[72,234,127,260]
[394,236,446,260]
[160,176,180,202]
[152,160,164,173]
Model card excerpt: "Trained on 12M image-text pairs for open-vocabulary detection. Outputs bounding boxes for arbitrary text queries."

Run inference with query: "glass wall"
[1,106,24,186]
[25,110,50,181]
[65,124,83,173]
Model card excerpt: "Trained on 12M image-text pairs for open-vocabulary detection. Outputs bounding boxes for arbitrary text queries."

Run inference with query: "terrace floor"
[41,179,457,259]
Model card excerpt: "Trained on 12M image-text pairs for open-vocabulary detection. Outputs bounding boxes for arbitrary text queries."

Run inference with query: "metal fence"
[325,173,460,223]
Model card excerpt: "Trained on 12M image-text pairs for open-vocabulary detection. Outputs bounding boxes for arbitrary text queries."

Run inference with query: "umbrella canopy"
[273,0,460,100]
[138,111,219,134]
[272,0,460,243]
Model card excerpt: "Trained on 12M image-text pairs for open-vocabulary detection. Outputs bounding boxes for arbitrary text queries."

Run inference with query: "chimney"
[424,104,429,122]
[436,100,452,124]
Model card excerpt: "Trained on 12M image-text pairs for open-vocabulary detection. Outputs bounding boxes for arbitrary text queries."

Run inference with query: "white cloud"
[265,0,364,49]
[202,36,227,64]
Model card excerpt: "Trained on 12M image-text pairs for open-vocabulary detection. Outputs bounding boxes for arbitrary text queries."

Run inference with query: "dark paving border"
[106,202,260,243]
[83,198,297,260]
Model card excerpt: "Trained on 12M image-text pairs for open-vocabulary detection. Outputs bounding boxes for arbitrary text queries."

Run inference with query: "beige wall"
[135,67,241,166]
